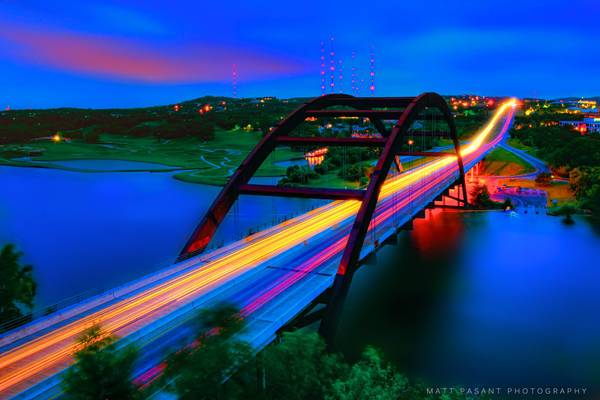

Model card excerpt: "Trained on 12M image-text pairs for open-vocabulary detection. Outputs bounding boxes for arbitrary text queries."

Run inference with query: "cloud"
[0,20,308,83]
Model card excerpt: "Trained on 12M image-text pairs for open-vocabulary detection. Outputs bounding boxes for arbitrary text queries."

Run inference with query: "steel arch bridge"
[178,92,469,339]
[0,93,517,399]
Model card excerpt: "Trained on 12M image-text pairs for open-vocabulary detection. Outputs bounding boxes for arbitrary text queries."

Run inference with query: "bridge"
[0,93,517,399]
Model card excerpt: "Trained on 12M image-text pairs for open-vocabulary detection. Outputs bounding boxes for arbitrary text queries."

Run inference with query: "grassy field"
[482,147,536,176]
[507,137,534,152]
[0,129,458,189]
[0,129,303,186]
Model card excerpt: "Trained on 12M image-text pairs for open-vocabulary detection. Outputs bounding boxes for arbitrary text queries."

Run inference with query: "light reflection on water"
[337,209,600,391]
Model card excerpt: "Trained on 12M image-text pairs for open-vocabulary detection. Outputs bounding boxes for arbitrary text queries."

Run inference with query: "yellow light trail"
[0,99,516,396]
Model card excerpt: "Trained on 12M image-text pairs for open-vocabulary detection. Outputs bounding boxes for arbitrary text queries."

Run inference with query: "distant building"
[560,117,600,134]
[553,99,598,114]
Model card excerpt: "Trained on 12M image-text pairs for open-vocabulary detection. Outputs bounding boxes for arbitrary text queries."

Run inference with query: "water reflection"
[337,210,600,392]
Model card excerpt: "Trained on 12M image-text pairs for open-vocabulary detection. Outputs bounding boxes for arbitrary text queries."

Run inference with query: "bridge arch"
[177,92,467,341]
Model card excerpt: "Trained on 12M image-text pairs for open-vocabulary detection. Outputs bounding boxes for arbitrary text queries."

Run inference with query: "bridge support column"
[319,273,353,345]
[319,93,465,346]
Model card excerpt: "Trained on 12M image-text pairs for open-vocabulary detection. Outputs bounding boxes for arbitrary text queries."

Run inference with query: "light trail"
[0,99,516,397]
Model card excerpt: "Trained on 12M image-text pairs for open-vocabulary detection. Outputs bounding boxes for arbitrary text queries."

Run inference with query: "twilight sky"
[1,0,599,109]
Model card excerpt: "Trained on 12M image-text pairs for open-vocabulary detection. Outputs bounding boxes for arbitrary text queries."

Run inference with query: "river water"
[1,162,599,391]
[0,163,322,306]
[337,209,600,392]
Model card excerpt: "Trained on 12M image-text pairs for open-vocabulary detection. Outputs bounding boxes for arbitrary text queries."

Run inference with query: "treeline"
[0,97,307,144]
[511,123,600,168]
[454,111,490,138]
[0,109,217,143]
[62,304,471,400]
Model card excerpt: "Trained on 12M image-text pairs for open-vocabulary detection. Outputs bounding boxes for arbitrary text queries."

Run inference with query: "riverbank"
[0,129,303,186]
[481,141,576,207]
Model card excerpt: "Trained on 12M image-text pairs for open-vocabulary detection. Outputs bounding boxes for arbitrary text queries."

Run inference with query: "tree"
[502,198,514,210]
[338,163,365,181]
[62,325,142,400]
[163,304,253,400]
[0,244,36,329]
[83,127,101,144]
[570,166,600,216]
[260,330,347,400]
[535,172,552,186]
[328,346,408,400]
[553,204,577,224]
[470,183,500,209]
[279,165,319,185]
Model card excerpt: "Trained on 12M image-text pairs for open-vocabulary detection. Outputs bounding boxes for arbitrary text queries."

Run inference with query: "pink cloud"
[0,21,307,83]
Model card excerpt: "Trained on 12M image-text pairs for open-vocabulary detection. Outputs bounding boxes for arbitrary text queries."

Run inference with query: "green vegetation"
[510,108,600,216]
[507,137,532,152]
[511,125,600,169]
[534,172,552,186]
[470,184,511,210]
[0,96,309,185]
[160,305,475,400]
[63,304,474,399]
[0,244,36,331]
[569,167,600,216]
[0,129,303,186]
[162,304,253,400]
[481,147,535,176]
[1,96,481,189]
[548,204,577,224]
[62,325,142,400]
[454,111,490,138]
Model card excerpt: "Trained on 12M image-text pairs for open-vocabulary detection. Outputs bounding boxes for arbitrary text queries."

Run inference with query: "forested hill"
[0,97,308,144]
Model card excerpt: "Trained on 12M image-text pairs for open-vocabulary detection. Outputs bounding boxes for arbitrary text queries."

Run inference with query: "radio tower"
[232,64,238,98]
[329,36,336,93]
[369,48,375,97]
[338,59,344,93]
[350,51,358,95]
[320,41,326,96]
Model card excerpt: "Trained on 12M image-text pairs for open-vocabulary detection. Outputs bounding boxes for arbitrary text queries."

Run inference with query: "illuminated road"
[0,100,516,399]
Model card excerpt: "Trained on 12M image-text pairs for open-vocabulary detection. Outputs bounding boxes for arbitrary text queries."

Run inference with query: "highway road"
[499,139,550,178]
[0,100,517,399]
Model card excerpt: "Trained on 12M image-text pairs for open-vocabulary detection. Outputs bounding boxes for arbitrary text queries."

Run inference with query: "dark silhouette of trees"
[553,204,577,224]
[259,331,347,400]
[570,166,600,216]
[338,163,366,182]
[163,304,253,400]
[535,172,552,186]
[329,346,408,400]
[0,244,36,329]
[470,184,493,208]
[62,325,142,400]
[279,165,320,186]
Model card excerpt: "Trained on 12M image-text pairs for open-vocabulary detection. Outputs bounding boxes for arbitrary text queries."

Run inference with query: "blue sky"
[1,0,599,108]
